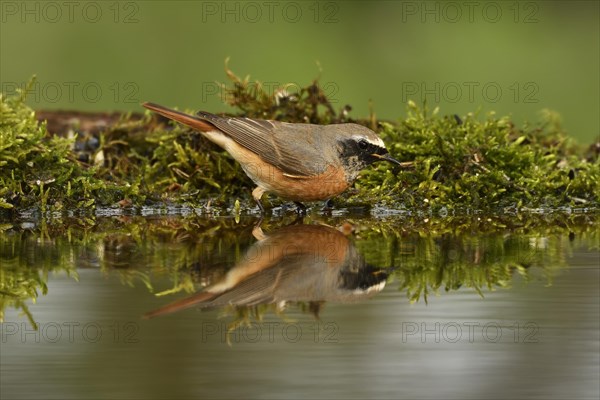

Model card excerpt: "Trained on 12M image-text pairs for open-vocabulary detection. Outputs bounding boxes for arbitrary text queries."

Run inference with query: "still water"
[1,212,598,399]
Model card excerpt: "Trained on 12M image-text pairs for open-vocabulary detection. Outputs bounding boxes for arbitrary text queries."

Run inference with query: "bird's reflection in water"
[144,222,388,318]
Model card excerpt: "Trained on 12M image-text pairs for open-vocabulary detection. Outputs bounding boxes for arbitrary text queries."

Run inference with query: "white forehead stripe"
[352,134,386,148]
[352,280,387,295]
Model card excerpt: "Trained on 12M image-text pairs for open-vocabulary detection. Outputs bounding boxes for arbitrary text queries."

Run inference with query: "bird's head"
[337,125,401,180]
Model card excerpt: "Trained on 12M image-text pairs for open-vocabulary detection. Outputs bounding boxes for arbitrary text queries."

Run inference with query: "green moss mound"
[1,71,598,216]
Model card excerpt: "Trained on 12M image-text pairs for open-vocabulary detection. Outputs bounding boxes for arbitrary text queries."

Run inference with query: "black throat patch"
[337,138,388,181]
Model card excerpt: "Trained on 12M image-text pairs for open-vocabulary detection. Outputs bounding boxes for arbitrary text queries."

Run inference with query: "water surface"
[1,213,598,399]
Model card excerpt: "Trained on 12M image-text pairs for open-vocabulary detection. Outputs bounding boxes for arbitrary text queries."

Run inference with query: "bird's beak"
[371,152,402,165]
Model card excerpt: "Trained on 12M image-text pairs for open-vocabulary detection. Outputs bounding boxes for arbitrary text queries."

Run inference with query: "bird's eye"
[358,139,369,150]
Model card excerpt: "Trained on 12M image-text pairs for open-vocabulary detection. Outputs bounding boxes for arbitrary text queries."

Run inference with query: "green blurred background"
[1,0,598,142]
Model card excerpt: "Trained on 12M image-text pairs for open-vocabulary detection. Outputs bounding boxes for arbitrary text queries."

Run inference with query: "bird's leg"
[256,199,265,213]
[290,214,305,225]
[252,186,266,214]
[252,214,265,236]
[252,224,267,241]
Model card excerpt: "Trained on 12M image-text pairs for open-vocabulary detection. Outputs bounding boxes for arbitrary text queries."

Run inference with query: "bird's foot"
[294,201,307,215]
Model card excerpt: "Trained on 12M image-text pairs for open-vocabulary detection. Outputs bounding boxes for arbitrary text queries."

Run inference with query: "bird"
[142,102,402,212]
[143,223,388,319]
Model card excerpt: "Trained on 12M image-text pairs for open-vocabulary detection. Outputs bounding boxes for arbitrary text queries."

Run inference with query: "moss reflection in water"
[1,214,597,328]
[0,225,78,327]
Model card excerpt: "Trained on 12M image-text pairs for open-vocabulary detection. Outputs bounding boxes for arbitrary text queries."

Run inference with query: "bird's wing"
[187,254,312,309]
[200,266,284,308]
[197,112,333,177]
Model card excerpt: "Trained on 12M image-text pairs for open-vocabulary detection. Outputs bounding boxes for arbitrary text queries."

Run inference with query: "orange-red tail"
[142,102,214,132]
[142,291,216,319]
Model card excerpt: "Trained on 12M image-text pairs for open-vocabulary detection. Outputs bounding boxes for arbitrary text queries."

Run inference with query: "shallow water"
[1,214,598,399]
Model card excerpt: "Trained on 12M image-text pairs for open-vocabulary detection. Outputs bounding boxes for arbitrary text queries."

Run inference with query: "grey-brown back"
[197,111,370,177]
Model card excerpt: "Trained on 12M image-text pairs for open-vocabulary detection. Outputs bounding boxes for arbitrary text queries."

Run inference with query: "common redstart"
[143,223,387,318]
[142,102,401,211]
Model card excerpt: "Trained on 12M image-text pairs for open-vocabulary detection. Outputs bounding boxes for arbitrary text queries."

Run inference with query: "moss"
[0,81,124,212]
[348,104,599,211]
[0,70,598,215]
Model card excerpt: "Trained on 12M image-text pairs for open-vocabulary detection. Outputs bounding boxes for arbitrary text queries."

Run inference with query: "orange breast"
[230,146,348,201]
[248,162,348,202]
